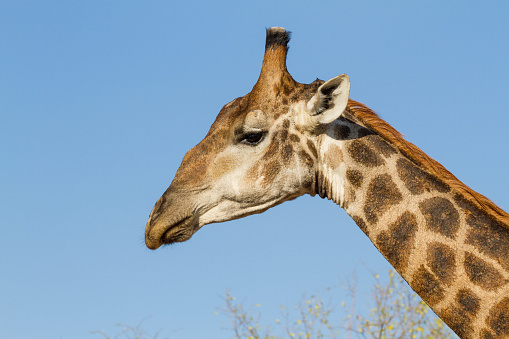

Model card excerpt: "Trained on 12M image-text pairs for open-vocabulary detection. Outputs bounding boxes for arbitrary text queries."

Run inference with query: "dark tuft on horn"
[265,27,291,51]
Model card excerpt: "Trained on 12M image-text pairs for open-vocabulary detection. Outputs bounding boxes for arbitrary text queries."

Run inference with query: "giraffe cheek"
[243,160,282,189]
[260,160,282,188]
[243,163,262,188]
[208,155,238,180]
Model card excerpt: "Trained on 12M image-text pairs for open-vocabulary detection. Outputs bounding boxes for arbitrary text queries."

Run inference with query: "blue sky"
[1,2,508,338]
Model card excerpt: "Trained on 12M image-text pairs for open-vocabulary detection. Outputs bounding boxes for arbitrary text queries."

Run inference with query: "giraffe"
[145,27,509,338]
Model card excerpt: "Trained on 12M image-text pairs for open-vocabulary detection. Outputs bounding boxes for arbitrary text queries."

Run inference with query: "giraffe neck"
[316,116,509,339]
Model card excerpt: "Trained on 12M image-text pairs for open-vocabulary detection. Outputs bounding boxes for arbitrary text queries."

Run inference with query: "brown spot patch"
[302,179,313,192]
[464,252,506,291]
[487,297,509,336]
[456,289,480,317]
[376,211,418,273]
[282,82,292,96]
[306,140,318,159]
[343,188,356,210]
[426,242,456,285]
[365,135,397,158]
[347,140,385,167]
[397,158,450,195]
[419,197,460,239]
[282,144,293,164]
[324,144,343,170]
[352,215,369,236]
[282,119,290,130]
[457,194,509,271]
[410,265,445,307]
[298,149,314,168]
[364,174,403,224]
[357,127,373,138]
[260,160,281,187]
[289,80,313,101]
[263,132,281,159]
[439,289,481,338]
[280,128,288,141]
[289,134,300,143]
[244,162,261,184]
[346,169,363,188]
[480,329,496,339]
[334,124,351,140]
[440,306,474,339]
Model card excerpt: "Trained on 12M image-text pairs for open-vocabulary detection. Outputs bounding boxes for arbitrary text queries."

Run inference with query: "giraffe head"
[145,27,350,249]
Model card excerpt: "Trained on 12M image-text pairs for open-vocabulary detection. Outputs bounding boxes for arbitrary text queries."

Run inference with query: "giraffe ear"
[308,74,350,124]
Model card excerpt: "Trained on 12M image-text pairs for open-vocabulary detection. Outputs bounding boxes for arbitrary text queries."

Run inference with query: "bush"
[218,270,457,339]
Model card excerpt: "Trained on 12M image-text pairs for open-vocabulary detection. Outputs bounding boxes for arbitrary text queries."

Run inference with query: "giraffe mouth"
[146,214,197,250]
[161,215,196,244]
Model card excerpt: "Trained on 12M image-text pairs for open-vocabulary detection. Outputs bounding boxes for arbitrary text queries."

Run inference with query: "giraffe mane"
[345,99,509,225]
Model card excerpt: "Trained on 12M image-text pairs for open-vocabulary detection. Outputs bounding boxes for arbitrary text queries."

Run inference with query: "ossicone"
[253,27,295,95]
[265,27,291,51]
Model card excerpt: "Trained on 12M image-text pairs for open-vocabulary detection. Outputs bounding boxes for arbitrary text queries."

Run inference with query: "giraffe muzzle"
[145,195,198,249]
[145,214,198,249]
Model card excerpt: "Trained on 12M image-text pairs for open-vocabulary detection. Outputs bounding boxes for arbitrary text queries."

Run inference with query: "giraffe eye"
[240,132,265,145]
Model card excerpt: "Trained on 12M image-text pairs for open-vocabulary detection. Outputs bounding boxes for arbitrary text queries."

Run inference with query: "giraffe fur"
[145,27,509,338]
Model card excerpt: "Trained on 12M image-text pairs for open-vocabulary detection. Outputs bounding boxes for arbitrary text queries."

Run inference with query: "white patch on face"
[294,101,320,132]
[196,107,319,227]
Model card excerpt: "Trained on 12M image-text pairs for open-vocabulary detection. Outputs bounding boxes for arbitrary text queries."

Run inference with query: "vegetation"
[93,270,458,339]
[91,320,171,339]
[218,270,458,339]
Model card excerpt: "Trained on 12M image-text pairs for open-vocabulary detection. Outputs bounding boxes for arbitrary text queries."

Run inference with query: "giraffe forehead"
[206,84,319,137]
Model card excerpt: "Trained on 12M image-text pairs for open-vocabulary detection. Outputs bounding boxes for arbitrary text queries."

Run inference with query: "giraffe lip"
[159,215,196,246]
